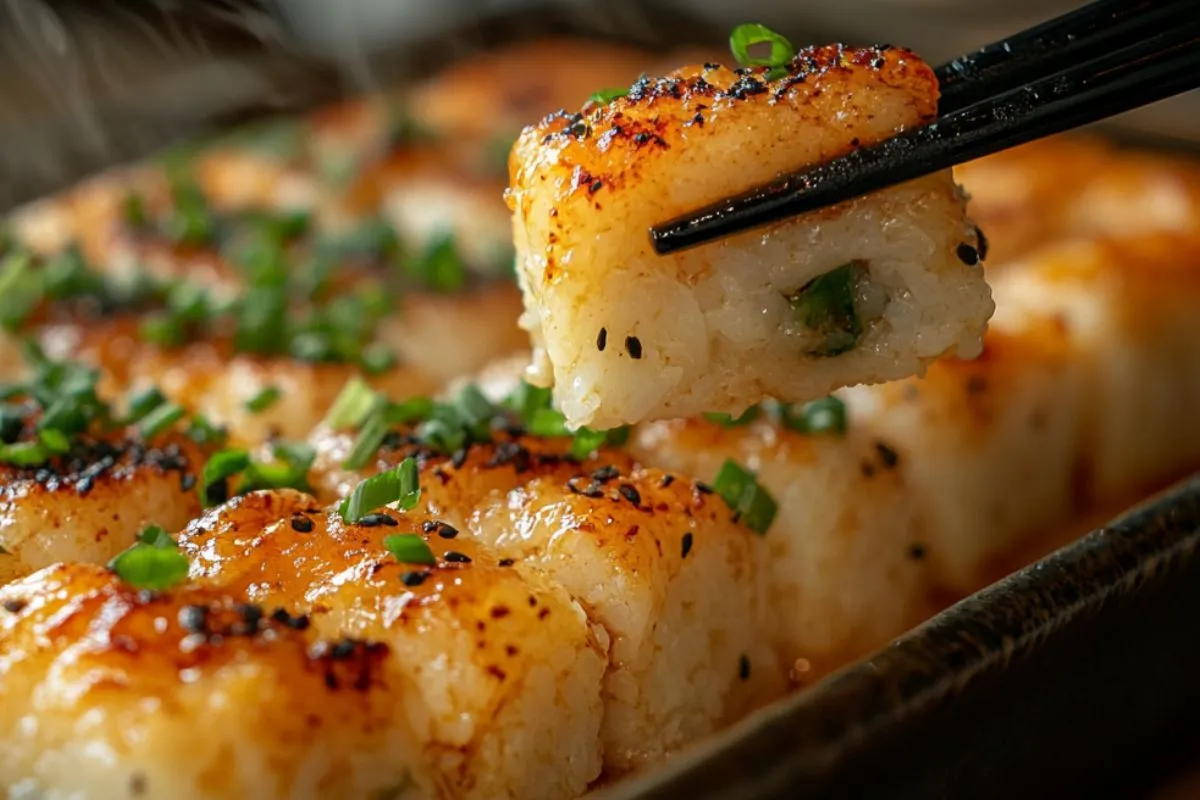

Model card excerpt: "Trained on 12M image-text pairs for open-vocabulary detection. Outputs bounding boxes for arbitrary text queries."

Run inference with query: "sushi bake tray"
[1,1,1199,798]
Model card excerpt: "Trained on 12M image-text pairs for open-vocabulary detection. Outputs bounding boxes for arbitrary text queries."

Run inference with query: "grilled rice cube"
[0,563,435,800]
[471,465,786,773]
[507,48,993,428]
[179,489,609,800]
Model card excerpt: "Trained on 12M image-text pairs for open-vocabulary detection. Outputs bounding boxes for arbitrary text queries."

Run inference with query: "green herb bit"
[588,87,630,105]
[504,381,553,422]
[163,179,216,247]
[245,386,283,413]
[121,192,149,228]
[729,23,796,69]
[526,407,569,438]
[340,457,421,523]
[0,440,52,467]
[237,441,316,494]
[185,414,228,448]
[138,402,185,440]
[407,234,466,293]
[570,428,607,460]
[788,261,864,357]
[234,286,288,354]
[384,396,435,426]
[712,458,778,535]
[704,406,762,427]
[342,399,390,471]
[123,387,167,425]
[383,533,436,567]
[108,525,189,591]
[42,246,105,301]
[0,251,43,330]
[138,312,185,348]
[0,404,25,444]
[359,343,397,375]
[36,428,70,455]
[324,378,378,430]
[200,449,252,507]
[773,396,848,436]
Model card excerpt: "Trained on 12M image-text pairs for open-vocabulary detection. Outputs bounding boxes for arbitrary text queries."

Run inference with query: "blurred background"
[0,0,1196,212]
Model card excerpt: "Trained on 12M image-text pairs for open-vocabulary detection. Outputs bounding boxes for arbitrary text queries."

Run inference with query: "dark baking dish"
[4,3,1200,797]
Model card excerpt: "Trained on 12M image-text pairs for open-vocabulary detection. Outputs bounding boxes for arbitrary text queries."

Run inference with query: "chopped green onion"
[185,414,228,448]
[570,428,607,460]
[0,441,50,467]
[323,378,377,430]
[503,381,553,422]
[37,428,70,454]
[200,449,252,507]
[359,343,397,375]
[342,398,390,471]
[245,386,282,413]
[121,192,149,228]
[124,387,167,424]
[162,179,216,247]
[233,286,288,354]
[729,23,796,68]
[339,457,421,523]
[588,87,629,105]
[604,426,632,447]
[788,262,864,357]
[384,396,435,426]
[0,251,43,330]
[0,404,24,444]
[42,246,105,300]
[238,441,315,494]
[453,385,495,431]
[107,527,189,591]
[383,533,436,566]
[138,312,185,347]
[407,234,466,293]
[712,458,778,535]
[138,402,185,439]
[774,396,848,436]
[526,407,569,438]
[704,406,762,427]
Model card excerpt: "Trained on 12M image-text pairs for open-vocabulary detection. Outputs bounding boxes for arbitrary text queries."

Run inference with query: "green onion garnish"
[245,386,282,413]
[712,458,778,535]
[342,402,390,471]
[789,262,864,357]
[503,381,553,421]
[200,449,252,507]
[339,457,421,523]
[0,441,51,467]
[774,396,847,436]
[526,407,569,438]
[359,343,397,375]
[138,402,185,439]
[323,378,378,430]
[124,387,167,424]
[383,533,436,566]
[107,525,189,591]
[729,23,796,70]
[0,251,43,330]
[570,428,607,460]
[588,87,629,105]
[138,313,185,347]
[407,234,466,293]
[384,396,435,426]
[37,428,70,455]
[185,414,228,448]
[237,441,316,494]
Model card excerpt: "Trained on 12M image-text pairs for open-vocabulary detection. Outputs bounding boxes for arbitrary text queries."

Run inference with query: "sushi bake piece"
[179,489,608,799]
[0,347,206,585]
[0,563,436,800]
[507,40,994,429]
[305,384,785,773]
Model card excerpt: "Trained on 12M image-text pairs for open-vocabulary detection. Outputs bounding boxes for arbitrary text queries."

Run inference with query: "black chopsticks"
[650,0,1200,255]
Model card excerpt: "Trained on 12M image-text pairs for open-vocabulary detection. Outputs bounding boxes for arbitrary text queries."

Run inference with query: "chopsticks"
[649,0,1200,255]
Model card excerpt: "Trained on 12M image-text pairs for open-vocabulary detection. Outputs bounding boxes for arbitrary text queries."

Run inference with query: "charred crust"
[0,436,194,498]
[308,637,390,692]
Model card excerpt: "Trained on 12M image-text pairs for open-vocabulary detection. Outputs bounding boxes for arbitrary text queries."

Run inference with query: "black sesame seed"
[2,598,27,613]
[290,515,315,533]
[624,336,643,359]
[975,226,990,261]
[590,465,620,483]
[660,474,675,487]
[695,481,714,494]
[908,543,927,560]
[956,243,980,266]
[618,483,641,506]
[422,520,438,533]
[330,639,357,660]
[401,571,428,587]
[444,551,472,564]
[451,447,468,469]
[236,603,264,629]
[271,608,311,630]
[596,327,608,352]
[75,475,95,495]
[178,604,208,633]
[436,523,459,539]
[588,179,603,194]
[358,513,398,528]
[681,532,693,559]
[180,473,197,492]
[875,442,900,469]
[739,654,751,680]
[498,558,515,567]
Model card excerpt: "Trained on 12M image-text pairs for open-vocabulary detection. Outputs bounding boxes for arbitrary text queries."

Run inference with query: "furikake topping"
[712,458,778,535]
[788,261,865,357]
[729,23,796,80]
[340,457,421,523]
[108,524,189,590]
